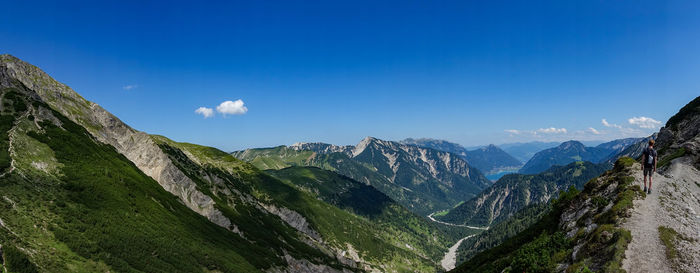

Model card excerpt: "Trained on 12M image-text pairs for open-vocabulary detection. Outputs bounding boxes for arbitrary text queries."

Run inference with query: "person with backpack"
[641,139,657,194]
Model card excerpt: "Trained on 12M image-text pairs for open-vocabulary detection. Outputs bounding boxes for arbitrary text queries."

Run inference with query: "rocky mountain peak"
[290,142,352,154]
[352,136,378,156]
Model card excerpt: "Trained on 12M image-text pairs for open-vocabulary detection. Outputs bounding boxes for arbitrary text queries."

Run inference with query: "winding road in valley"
[428,212,489,271]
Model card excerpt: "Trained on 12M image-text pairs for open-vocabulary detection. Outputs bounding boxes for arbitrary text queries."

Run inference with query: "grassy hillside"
[156,137,451,272]
[0,55,452,272]
[267,166,473,259]
[0,87,276,272]
[1,74,445,273]
[452,158,643,272]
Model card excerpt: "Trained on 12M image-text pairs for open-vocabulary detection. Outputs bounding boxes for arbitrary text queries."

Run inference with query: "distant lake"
[486,171,517,181]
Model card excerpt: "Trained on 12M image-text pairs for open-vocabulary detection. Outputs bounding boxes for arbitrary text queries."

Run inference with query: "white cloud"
[216,99,248,116]
[195,107,214,118]
[504,129,521,135]
[601,118,622,128]
[123,84,138,90]
[536,127,567,134]
[628,116,661,129]
[588,127,601,135]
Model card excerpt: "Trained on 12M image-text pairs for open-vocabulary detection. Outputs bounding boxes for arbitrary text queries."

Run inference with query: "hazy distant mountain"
[600,135,656,167]
[400,138,522,175]
[596,137,645,157]
[518,139,644,174]
[518,141,609,174]
[464,144,522,173]
[499,141,561,163]
[234,137,492,215]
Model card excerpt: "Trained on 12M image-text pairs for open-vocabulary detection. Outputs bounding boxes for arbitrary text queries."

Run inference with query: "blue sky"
[2,1,698,151]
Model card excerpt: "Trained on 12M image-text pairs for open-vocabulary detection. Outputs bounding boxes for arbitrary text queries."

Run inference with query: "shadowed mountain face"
[400,138,522,175]
[0,54,452,272]
[464,144,522,174]
[267,166,394,217]
[435,161,607,227]
[234,137,492,216]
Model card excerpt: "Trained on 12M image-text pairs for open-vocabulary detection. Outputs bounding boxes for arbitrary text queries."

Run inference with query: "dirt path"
[622,160,700,273]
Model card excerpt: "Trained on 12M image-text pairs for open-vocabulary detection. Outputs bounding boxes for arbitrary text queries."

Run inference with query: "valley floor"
[622,159,700,273]
[427,211,488,271]
[440,234,476,271]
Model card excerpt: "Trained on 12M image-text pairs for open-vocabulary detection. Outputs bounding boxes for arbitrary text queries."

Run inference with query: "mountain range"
[498,141,562,163]
[2,53,697,273]
[434,161,607,226]
[0,54,456,272]
[233,137,492,216]
[518,138,642,174]
[401,138,522,176]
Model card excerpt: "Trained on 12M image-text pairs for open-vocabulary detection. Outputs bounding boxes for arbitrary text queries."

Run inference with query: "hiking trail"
[622,160,700,273]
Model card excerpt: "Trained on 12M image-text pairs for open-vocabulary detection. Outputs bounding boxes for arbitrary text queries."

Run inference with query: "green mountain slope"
[455,202,552,266]
[0,84,282,272]
[153,137,451,272]
[233,138,492,216]
[435,161,607,226]
[267,166,463,261]
[452,157,643,273]
[0,54,450,272]
[451,96,700,272]
[267,166,396,217]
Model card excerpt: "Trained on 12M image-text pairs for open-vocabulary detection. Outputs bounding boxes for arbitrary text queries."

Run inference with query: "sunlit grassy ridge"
[1,87,268,272]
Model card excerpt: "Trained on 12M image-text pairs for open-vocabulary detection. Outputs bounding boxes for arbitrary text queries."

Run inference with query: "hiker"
[641,139,657,194]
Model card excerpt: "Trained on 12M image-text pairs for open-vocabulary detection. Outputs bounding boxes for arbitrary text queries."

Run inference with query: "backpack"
[645,148,655,165]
